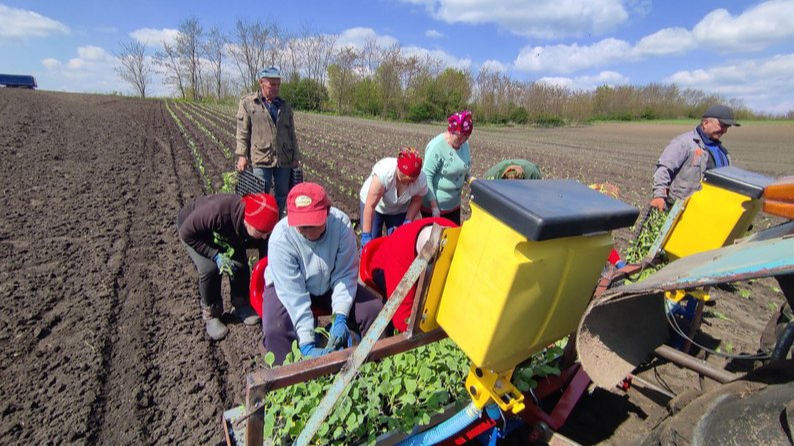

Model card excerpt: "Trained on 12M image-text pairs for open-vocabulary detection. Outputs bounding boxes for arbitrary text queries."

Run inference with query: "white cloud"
[634,27,696,56]
[480,59,507,73]
[0,4,69,39]
[665,53,794,114]
[692,0,794,52]
[130,28,179,48]
[41,57,60,70]
[538,71,630,91]
[514,38,633,73]
[513,1,794,74]
[401,0,629,39]
[401,46,471,70]
[336,27,399,49]
[78,45,112,61]
[425,29,444,39]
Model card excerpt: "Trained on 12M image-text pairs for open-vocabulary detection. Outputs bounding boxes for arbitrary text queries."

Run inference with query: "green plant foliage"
[511,339,566,392]
[220,171,237,193]
[212,231,235,276]
[282,77,329,112]
[624,208,668,282]
[261,339,470,445]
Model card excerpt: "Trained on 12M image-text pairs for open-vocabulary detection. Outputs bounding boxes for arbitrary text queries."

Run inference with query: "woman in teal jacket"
[420,110,473,225]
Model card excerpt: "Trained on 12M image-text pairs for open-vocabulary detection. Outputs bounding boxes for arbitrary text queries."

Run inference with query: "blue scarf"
[696,126,729,168]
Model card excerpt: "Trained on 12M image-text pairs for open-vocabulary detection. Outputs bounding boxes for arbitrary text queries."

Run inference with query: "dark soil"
[0,89,790,445]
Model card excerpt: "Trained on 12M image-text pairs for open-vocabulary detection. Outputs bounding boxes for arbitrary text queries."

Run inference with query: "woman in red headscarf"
[359,147,428,249]
[420,111,473,225]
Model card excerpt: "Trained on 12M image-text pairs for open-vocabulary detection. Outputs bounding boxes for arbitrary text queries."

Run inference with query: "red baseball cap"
[287,182,331,227]
[242,193,279,233]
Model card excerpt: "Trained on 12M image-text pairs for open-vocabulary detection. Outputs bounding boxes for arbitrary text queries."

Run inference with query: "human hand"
[299,342,328,358]
[213,253,234,275]
[361,232,373,247]
[326,314,350,351]
[236,156,248,172]
[650,197,666,211]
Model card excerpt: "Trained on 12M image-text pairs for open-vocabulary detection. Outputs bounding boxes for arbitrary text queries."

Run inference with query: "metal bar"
[292,226,443,446]
[244,384,266,446]
[405,262,433,338]
[546,366,591,430]
[682,296,705,354]
[654,345,740,384]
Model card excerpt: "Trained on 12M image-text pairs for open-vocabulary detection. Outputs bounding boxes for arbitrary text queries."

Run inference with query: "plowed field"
[1,88,791,445]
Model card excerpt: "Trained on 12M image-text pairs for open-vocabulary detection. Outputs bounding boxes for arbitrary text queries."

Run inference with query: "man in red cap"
[177,193,279,340]
[263,182,384,364]
[359,147,428,248]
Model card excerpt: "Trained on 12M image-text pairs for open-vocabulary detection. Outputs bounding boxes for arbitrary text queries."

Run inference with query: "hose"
[771,322,794,361]
[396,402,483,446]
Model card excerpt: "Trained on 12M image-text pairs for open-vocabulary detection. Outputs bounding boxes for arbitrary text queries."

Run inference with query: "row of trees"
[115,17,772,124]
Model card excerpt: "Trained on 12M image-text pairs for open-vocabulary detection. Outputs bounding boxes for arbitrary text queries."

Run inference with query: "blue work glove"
[361,232,373,248]
[299,342,328,358]
[326,314,350,351]
[386,227,396,236]
[403,219,412,226]
[213,253,234,274]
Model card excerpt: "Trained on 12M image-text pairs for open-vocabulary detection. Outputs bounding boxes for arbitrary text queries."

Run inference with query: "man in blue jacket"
[650,104,739,210]
[262,183,384,364]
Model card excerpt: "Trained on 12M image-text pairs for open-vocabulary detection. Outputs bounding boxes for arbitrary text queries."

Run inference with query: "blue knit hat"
[257,66,281,79]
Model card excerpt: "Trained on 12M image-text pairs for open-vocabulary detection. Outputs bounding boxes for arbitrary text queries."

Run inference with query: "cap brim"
[288,210,327,227]
[717,118,740,127]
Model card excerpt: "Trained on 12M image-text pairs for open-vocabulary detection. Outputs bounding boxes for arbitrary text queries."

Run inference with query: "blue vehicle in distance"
[0,74,37,89]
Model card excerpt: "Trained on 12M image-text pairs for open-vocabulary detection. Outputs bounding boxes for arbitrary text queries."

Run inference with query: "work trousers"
[182,242,249,315]
[262,284,384,364]
[253,166,291,216]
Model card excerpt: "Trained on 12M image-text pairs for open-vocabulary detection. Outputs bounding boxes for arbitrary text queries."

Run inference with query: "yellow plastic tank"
[436,180,638,372]
[664,167,774,260]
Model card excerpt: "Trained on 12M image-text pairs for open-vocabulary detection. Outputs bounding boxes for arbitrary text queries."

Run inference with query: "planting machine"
[223,166,794,445]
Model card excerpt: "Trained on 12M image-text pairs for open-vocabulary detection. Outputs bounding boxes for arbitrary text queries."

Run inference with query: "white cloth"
[358,158,428,215]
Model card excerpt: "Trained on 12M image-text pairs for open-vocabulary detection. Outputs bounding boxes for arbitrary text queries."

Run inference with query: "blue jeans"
[359,201,406,238]
[253,166,290,216]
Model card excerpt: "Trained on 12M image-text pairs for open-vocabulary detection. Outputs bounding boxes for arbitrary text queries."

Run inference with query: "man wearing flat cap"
[236,66,300,216]
[650,104,740,210]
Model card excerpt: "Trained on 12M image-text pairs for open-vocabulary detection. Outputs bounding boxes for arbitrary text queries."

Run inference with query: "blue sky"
[2,0,794,114]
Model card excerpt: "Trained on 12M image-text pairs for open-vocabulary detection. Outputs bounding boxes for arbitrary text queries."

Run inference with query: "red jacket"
[367,217,457,331]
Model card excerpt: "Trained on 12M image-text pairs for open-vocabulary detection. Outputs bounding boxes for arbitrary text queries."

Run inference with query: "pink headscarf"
[447,110,473,135]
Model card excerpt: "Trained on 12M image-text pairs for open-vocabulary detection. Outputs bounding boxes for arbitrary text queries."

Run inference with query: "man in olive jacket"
[236,66,300,216]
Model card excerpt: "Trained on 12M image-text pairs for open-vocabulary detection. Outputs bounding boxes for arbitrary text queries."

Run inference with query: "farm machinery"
[222,166,794,445]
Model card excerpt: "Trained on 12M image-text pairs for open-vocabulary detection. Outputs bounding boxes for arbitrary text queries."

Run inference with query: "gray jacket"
[235,91,300,168]
[652,128,731,202]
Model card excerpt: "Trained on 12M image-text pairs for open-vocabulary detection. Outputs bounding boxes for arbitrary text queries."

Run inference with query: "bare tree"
[328,46,360,113]
[154,41,187,98]
[176,18,204,100]
[114,39,152,98]
[267,23,290,80]
[295,25,337,84]
[229,18,270,91]
[204,26,226,100]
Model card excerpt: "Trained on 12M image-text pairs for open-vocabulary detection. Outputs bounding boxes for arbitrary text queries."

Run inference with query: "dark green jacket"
[483,159,542,180]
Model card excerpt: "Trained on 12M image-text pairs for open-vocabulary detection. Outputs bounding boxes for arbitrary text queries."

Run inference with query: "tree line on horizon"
[115,17,791,124]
